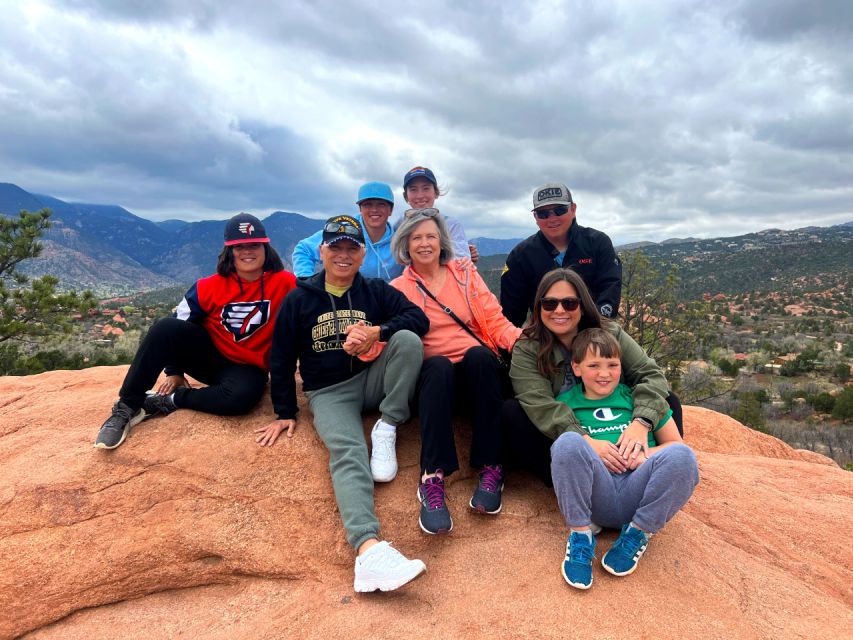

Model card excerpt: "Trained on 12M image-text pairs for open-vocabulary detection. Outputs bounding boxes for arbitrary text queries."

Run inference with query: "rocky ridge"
[1,367,851,639]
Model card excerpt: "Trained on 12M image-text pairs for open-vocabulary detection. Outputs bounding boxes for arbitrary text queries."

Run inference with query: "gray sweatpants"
[307,330,423,550]
[550,432,699,534]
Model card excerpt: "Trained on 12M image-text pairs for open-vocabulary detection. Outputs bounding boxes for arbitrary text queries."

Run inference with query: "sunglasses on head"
[540,296,581,312]
[404,207,440,219]
[534,205,570,219]
[324,221,360,235]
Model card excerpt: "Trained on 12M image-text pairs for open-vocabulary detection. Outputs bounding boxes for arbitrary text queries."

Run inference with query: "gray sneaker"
[94,401,145,449]
[143,391,177,417]
[353,541,426,592]
[469,464,504,514]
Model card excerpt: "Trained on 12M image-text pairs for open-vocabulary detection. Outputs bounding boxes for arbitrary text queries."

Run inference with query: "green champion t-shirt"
[556,383,672,447]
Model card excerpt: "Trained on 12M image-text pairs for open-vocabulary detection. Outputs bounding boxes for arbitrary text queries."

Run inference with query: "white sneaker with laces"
[370,419,398,482]
[353,541,426,592]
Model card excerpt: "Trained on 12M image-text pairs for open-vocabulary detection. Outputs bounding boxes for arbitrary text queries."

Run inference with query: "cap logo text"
[537,188,563,201]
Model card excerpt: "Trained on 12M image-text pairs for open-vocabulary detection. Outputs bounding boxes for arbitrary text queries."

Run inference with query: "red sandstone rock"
[1,367,851,639]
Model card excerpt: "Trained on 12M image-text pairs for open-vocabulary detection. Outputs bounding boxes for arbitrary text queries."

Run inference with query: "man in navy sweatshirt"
[258,214,430,593]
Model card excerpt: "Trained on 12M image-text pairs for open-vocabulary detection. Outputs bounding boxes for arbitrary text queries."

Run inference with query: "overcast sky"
[1,0,851,244]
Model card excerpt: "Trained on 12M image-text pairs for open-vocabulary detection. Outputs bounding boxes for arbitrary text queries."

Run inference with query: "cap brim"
[224,237,270,246]
[325,235,364,247]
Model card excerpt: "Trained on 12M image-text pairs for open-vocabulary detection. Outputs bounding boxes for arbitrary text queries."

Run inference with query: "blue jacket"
[291,213,403,282]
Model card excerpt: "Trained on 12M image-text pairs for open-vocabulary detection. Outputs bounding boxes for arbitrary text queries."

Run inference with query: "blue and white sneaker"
[561,530,596,589]
[601,523,651,576]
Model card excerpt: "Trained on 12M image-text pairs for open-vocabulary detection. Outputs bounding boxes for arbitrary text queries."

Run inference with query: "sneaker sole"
[561,562,593,590]
[417,487,453,535]
[354,561,426,592]
[601,550,645,577]
[371,468,398,483]
[93,410,146,450]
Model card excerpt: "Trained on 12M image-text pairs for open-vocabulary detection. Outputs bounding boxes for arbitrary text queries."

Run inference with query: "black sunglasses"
[540,296,581,312]
[324,222,361,235]
[534,205,570,219]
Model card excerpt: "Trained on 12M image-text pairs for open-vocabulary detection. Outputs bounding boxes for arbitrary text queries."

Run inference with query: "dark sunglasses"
[324,222,360,235]
[540,296,581,312]
[534,205,570,219]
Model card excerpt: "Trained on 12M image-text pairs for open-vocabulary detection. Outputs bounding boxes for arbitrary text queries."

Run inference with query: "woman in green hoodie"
[502,268,672,484]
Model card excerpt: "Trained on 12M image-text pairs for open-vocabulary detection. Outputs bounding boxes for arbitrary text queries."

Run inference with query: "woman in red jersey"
[94,213,296,449]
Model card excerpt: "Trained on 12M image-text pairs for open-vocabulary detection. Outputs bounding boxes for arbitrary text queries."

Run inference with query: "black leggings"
[119,318,268,415]
[417,346,508,476]
[501,392,684,486]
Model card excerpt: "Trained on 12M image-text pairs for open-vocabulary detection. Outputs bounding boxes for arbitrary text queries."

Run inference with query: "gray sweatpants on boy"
[550,432,699,533]
[307,330,423,550]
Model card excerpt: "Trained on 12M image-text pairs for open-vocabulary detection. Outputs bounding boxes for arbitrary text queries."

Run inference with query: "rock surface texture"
[1,368,851,639]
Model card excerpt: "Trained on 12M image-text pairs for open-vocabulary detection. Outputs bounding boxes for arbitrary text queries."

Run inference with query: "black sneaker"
[417,474,453,535]
[469,464,504,514]
[94,401,145,449]
[143,392,177,417]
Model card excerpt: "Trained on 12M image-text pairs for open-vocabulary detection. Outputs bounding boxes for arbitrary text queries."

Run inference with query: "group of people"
[94,168,699,594]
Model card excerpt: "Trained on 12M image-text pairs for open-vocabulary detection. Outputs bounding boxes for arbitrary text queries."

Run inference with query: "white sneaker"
[353,541,426,592]
[370,419,398,482]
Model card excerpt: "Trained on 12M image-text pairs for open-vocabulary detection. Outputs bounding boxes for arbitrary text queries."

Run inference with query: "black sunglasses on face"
[534,205,570,219]
[324,222,361,235]
[540,296,581,312]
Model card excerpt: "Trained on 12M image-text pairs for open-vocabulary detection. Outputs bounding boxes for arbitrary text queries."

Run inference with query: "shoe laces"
[372,431,395,462]
[612,526,648,557]
[478,465,503,493]
[111,402,134,421]
[420,475,446,510]
[569,533,594,564]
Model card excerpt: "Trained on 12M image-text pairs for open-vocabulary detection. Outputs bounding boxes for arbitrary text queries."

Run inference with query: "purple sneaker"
[469,464,504,514]
[418,473,453,535]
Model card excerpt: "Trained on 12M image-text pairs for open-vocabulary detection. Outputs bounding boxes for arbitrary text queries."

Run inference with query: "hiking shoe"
[143,391,178,417]
[418,474,453,535]
[370,419,397,482]
[602,523,651,577]
[94,401,145,449]
[469,464,504,514]
[353,541,426,592]
[561,530,596,590]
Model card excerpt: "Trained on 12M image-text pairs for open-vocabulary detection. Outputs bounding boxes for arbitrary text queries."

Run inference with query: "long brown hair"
[521,268,604,377]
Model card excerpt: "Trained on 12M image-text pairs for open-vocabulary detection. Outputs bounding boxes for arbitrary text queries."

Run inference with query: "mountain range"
[2,182,851,296]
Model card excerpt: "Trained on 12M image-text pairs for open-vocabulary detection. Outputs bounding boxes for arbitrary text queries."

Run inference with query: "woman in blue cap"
[292,182,402,281]
[94,213,297,450]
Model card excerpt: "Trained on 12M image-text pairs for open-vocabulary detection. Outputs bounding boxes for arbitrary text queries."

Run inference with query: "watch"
[379,324,391,342]
[634,416,654,431]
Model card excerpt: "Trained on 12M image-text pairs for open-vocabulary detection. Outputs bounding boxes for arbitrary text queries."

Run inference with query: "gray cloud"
[1,0,850,243]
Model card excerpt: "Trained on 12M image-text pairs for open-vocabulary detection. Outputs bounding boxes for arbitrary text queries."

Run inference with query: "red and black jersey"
[174,270,297,371]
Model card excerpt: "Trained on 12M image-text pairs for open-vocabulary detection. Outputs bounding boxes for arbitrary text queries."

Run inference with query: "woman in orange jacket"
[390,208,521,535]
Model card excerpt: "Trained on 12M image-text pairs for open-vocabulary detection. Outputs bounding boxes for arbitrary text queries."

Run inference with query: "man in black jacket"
[500,182,621,327]
[257,215,429,593]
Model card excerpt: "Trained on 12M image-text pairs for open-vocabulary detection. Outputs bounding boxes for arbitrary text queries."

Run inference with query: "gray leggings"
[550,432,699,534]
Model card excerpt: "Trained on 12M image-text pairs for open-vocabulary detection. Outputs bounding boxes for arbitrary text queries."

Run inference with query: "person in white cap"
[500,183,621,327]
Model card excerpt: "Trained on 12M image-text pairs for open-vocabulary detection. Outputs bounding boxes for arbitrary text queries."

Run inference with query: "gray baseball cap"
[532,183,573,210]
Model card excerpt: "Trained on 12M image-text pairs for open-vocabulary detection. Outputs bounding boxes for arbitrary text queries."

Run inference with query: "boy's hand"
[585,436,628,474]
[255,419,297,447]
[156,374,188,395]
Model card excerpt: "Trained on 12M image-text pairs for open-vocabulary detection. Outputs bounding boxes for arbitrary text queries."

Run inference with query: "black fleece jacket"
[499,220,622,326]
[269,271,429,419]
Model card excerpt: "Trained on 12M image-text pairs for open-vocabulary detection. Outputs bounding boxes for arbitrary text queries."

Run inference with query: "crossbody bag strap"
[415,279,496,355]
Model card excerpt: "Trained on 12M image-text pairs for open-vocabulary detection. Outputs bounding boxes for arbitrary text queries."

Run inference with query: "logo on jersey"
[593,408,624,421]
[600,304,613,317]
[238,222,255,235]
[221,300,270,342]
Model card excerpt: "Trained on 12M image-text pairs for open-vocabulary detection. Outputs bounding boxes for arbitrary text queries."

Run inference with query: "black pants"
[417,346,507,476]
[119,318,268,415]
[501,392,685,486]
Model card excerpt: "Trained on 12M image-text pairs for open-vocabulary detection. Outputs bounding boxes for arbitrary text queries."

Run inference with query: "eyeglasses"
[540,297,581,312]
[534,205,570,220]
[324,221,361,235]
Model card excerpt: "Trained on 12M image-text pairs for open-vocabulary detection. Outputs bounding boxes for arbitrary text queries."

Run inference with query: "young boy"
[551,328,699,590]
